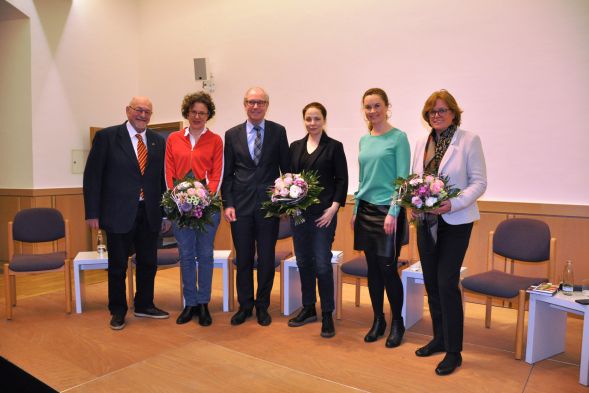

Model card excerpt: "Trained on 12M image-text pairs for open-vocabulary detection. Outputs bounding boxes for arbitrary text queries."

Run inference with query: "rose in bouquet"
[161,174,222,231]
[393,173,461,245]
[261,170,323,225]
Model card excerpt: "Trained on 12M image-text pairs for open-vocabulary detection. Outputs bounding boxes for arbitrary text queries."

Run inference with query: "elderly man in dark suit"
[83,96,171,330]
[222,87,290,326]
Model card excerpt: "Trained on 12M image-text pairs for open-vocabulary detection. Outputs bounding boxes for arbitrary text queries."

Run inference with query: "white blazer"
[412,128,487,225]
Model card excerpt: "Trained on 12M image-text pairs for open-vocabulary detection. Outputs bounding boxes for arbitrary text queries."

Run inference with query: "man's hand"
[86,218,99,230]
[224,207,236,222]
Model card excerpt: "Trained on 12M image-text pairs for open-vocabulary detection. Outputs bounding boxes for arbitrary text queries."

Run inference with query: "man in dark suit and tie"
[222,87,290,326]
[83,96,170,330]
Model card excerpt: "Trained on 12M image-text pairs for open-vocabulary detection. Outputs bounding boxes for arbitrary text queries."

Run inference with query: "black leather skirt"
[354,199,405,258]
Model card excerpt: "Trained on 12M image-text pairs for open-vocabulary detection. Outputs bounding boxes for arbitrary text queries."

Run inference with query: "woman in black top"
[287,102,348,338]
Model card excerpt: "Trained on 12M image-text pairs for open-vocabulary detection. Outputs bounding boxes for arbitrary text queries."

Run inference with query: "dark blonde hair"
[422,89,462,127]
[362,88,389,131]
[181,91,215,120]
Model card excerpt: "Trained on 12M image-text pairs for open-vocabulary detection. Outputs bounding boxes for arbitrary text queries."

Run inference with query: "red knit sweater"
[165,128,224,193]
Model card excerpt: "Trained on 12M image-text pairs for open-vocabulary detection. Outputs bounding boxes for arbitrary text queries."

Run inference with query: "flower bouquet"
[161,174,222,231]
[393,173,461,244]
[261,171,323,225]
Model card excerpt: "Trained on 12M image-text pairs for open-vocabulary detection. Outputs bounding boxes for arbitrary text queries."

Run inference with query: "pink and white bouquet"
[262,171,323,225]
[394,173,461,215]
[161,175,221,230]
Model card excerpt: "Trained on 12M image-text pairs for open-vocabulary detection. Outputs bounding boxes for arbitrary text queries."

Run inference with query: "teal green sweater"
[354,128,410,216]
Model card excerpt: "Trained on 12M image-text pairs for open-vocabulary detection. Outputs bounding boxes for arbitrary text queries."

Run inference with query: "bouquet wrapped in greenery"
[161,173,221,231]
[261,171,323,225]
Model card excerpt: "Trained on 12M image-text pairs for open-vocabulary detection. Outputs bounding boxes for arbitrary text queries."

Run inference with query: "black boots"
[385,318,405,348]
[198,304,212,326]
[364,314,387,342]
[320,312,335,338]
[176,305,200,324]
[288,305,318,327]
[435,352,462,376]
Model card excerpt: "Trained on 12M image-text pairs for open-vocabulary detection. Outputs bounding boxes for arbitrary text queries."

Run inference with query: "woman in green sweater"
[352,88,410,347]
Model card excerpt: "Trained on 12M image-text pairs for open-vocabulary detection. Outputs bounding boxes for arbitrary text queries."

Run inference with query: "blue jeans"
[173,211,220,306]
[291,213,337,313]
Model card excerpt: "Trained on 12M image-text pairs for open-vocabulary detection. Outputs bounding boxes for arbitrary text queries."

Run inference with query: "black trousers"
[106,202,158,316]
[417,216,473,353]
[230,209,279,310]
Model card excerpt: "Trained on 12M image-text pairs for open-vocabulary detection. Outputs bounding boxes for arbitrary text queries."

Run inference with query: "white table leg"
[580,310,589,386]
[74,263,83,314]
[402,275,424,329]
[221,259,229,312]
[525,297,567,364]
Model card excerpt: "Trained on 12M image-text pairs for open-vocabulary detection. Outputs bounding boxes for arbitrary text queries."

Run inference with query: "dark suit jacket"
[289,132,348,215]
[221,120,290,217]
[83,122,166,233]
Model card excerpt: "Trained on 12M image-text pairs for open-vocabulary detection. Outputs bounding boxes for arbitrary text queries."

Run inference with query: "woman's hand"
[410,209,421,221]
[315,203,339,228]
[351,214,356,229]
[431,200,452,215]
[384,215,397,236]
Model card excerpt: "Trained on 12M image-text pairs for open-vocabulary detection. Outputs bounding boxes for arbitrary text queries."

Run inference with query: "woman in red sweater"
[165,91,223,327]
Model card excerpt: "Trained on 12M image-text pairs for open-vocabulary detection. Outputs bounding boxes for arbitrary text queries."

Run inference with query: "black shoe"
[176,305,200,324]
[415,340,445,357]
[110,314,126,330]
[198,304,212,326]
[385,318,405,348]
[256,308,272,326]
[230,308,253,325]
[134,306,170,319]
[288,305,317,327]
[320,312,335,338]
[435,352,462,376]
[364,314,386,342]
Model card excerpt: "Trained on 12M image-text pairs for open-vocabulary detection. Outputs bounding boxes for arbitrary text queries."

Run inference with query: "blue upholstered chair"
[336,219,414,320]
[4,208,72,319]
[461,218,556,359]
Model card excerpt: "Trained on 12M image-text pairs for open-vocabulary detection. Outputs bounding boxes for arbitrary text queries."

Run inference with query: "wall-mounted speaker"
[194,58,207,80]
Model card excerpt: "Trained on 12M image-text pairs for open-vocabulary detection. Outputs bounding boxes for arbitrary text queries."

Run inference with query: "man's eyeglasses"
[428,108,451,117]
[189,110,209,118]
[128,106,153,116]
[245,100,267,107]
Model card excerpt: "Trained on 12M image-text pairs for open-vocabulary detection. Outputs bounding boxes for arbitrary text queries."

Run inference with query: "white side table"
[73,251,109,314]
[526,291,589,386]
[401,262,467,330]
[282,251,343,316]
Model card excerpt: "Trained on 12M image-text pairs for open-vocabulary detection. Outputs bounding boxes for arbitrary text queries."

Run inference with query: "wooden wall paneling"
[55,194,91,258]
[0,196,22,262]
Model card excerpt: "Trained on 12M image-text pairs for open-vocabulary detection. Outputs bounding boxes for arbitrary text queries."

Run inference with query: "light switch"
[72,150,87,174]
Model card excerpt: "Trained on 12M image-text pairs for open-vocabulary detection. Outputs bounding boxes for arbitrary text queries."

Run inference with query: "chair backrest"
[277,216,292,240]
[493,218,551,262]
[12,208,65,243]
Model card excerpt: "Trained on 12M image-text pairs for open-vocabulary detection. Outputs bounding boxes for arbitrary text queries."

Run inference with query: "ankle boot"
[320,312,335,338]
[176,305,199,324]
[198,304,212,326]
[385,318,405,348]
[364,314,386,342]
[288,305,317,327]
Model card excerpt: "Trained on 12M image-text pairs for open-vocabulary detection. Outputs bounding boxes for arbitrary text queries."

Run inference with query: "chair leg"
[335,265,342,320]
[126,258,134,307]
[179,266,184,307]
[515,290,526,360]
[64,259,72,314]
[355,278,361,307]
[4,263,12,320]
[485,297,492,328]
[10,275,16,306]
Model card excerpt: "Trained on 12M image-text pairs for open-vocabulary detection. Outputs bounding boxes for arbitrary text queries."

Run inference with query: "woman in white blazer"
[411,90,487,376]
